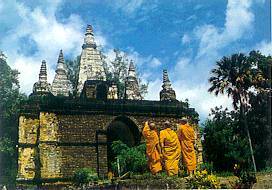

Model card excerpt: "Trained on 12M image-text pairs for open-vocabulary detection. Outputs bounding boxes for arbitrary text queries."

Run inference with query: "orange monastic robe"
[142,122,162,174]
[178,124,197,172]
[160,128,181,176]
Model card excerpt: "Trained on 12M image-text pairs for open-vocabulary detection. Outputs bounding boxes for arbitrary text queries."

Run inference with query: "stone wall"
[18,111,203,184]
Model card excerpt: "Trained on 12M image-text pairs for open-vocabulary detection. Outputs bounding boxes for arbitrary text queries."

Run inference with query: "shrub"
[233,165,257,189]
[111,140,147,175]
[186,170,221,189]
[73,168,98,186]
[199,162,214,173]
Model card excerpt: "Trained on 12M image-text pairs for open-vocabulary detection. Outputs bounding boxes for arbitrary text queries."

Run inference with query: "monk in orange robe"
[160,121,181,176]
[177,117,197,176]
[142,121,162,175]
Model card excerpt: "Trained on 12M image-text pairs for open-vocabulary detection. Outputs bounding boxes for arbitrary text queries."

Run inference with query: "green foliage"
[203,106,251,171]
[0,137,15,155]
[233,165,257,189]
[65,55,80,95]
[208,52,258,109]
[186,170,221,189]
[73,168,98,186]
[199,162,214,173]
[0,54,27,185]
[111,140,147,175]
[104,49,148,99]
[207,50,272,171]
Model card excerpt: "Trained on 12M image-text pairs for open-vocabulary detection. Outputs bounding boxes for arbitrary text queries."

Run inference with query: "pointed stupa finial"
[56,50,66,72]
[83,24,96,49]
[86,24,94,35]
[163,69,170,84]
[51,50,72,96]
[160,69,176,101]
[32,60,51,95]
[58,49,64,63]
[162,69,172,90]
[128,60,136,78]
[129,60,135,72]
[39,60,47,82]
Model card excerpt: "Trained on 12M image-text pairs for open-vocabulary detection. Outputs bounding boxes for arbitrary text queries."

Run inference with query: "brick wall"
[18,111,203,183]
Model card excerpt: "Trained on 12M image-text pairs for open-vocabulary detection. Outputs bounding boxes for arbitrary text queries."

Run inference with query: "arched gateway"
[107,116,141,168]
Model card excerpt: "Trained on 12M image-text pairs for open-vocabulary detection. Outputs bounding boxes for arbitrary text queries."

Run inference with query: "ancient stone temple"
[77,24,106,96]
[17,24,202,185]
[51,50,72,96]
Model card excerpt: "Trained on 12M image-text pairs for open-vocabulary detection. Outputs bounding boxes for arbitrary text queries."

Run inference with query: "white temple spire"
[51,50,72,96]
[76,24,106,96]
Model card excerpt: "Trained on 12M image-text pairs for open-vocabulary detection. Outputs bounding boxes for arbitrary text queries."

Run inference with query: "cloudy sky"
[0,0,271,122]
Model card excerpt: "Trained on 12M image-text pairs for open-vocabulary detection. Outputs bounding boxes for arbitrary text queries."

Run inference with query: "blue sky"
[0,0,271,121]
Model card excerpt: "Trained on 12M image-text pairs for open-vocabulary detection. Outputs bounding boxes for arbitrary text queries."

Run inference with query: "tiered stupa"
[76,24,106,96]
[51,50,72,96]
[160,69,176,101]
[32,60,51,94]
[125,60,142,100]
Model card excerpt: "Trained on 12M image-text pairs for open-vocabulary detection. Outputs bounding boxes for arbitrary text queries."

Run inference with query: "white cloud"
[14,56,55,93]
[0,1,85,95]
[255,41,272,56]
[181,34,190,44]
[110,0,144,15]
[150,57,162,67]
[173,82,232,121]
[175,57,190,71]
[170,0,255,121]
[145,78,161,100]
[195,0,254,58]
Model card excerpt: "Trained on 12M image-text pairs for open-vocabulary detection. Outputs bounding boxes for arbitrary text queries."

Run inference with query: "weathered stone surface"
[77,25,106,96]
[17,147,36,180]
[33,60,51,94]
[125,60,142,100]
[40,112,59,142]
[160,69,176,101]
[51,50,73,97]
[60,146,98,177]
[39,144,62,178]
[58,114,113,143]
[18,116,39,144]
[18,107,202,184]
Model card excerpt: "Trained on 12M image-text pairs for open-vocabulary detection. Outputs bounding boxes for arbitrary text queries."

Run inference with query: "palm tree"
[208,53,257,172]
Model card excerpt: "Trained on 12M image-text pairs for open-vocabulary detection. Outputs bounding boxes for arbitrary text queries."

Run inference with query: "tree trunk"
[241,104,257,172]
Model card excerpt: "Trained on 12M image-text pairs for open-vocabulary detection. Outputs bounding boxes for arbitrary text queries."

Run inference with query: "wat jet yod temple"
[17,25,202,184]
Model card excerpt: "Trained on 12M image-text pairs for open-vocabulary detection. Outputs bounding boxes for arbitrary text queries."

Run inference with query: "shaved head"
[149,122,156,129]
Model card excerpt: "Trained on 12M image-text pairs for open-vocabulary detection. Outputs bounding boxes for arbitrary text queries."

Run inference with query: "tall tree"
[208,53,258,172]
[247,51,272,167]
[65,55,80,96]
[0,51,26,185]
[203,106,250,171]
[103,49,148,99]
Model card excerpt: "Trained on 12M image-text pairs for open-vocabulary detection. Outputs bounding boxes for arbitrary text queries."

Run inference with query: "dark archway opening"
[96,83,108,100]
[107,116,141,170]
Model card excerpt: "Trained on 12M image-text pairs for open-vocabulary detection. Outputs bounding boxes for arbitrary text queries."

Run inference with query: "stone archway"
[107,116,141,169]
